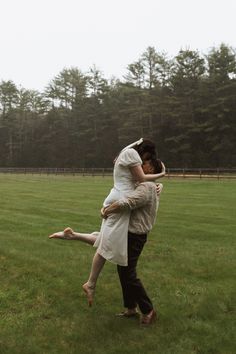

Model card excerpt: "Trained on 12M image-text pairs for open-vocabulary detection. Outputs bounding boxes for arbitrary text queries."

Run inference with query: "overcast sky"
[0,0,235,91]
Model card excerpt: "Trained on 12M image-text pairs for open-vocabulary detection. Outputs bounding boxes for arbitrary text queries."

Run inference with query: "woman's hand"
[161,162,166,176]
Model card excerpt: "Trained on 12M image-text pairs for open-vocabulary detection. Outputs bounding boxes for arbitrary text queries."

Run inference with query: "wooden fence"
[0,167,235,179]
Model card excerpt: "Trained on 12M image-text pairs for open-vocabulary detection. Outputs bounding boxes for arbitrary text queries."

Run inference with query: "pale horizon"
[0,0,235,91]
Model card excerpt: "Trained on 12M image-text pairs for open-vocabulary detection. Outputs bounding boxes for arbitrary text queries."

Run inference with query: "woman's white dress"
[93,148,142,266]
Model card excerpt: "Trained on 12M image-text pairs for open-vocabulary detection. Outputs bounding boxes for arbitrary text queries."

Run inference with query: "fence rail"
[0,167,235,179]
[166,168,236,179]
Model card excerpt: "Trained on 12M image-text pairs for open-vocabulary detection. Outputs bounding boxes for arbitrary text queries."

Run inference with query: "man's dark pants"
[117,232,153,315]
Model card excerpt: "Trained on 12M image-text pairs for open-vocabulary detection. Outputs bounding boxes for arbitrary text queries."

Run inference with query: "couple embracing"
[49,138,165,326]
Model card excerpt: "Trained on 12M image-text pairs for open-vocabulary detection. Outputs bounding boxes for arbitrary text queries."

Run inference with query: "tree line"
[0,43,235,168]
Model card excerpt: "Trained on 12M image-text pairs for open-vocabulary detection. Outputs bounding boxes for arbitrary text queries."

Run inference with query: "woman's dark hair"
[133,139,157,161]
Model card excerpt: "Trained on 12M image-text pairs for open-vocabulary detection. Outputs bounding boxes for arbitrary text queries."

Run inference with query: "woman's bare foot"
[82,282,95,307]
[49,227,74,239]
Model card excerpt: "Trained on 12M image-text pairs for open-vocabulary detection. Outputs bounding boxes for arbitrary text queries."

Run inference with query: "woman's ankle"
[64,227,74,235]
[86,281,96,289]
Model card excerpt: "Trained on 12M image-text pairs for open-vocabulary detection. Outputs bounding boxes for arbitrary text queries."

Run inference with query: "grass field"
[0,175,235,354]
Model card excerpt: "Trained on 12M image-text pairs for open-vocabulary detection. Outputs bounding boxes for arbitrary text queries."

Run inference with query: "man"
[49,159,164,325]
[101,159,163,325]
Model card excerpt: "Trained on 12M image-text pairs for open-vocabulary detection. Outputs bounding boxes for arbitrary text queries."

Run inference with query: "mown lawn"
[0,175,235,354]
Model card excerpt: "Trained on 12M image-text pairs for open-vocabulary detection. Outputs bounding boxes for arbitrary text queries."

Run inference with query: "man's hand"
[156,183,163,196]
[101,202,121,218]
[100,207,108,219]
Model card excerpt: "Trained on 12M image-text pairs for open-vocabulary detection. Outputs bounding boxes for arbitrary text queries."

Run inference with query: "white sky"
[0,0,235,91]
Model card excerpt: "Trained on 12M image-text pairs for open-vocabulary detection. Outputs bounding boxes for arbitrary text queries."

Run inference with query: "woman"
[50,138,165,306]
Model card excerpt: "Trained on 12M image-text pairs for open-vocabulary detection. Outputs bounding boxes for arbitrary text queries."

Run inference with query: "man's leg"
[117,232,153,315]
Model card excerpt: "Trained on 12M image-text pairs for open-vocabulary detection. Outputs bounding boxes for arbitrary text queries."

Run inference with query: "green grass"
[0,175,235,354]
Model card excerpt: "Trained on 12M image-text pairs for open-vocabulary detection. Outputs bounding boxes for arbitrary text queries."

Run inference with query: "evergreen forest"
[0,44,235,168]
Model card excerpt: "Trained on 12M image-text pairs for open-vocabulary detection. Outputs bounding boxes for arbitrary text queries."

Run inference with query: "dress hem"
[96,249,128,267]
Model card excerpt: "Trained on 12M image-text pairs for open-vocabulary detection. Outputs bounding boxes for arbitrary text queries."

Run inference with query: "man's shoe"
[116,309,139,318]
[140,309,157,325]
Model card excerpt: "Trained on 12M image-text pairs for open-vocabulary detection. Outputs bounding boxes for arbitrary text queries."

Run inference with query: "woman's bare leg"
[49,227,98,245]
[83,251,106,306]
[49,228,105,306]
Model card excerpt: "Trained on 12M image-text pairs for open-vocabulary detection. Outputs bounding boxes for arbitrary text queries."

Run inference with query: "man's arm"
[102,183,163,218]
[102,183,150,218]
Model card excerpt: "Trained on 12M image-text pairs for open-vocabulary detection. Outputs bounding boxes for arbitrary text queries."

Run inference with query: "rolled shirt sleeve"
[116,182,161,235]
[117,183,150,210]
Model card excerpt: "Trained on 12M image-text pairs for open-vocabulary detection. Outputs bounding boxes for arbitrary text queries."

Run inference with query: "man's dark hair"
[152,158,163,174]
